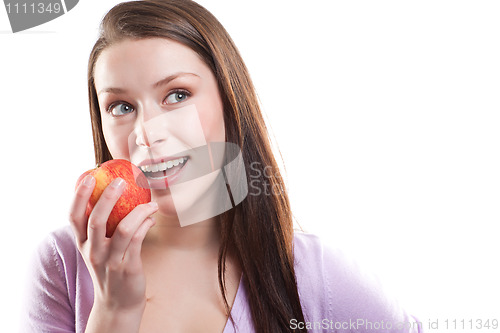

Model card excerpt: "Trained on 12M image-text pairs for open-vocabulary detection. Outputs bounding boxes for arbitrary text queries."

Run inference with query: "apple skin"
[76,159,152,238]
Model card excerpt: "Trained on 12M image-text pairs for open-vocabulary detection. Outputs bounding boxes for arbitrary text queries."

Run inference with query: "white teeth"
[140,157,187,173]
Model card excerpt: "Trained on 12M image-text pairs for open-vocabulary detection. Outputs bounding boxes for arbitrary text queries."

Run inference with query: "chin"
[153,173,225,227]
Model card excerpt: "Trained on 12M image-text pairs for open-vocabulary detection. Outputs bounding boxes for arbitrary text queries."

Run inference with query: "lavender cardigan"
[21,226,421,332]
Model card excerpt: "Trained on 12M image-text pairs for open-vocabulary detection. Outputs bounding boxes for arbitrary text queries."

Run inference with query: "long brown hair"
[87,1,306,332]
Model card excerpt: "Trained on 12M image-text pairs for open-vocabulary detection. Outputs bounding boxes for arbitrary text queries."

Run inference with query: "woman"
[22,1,421,332]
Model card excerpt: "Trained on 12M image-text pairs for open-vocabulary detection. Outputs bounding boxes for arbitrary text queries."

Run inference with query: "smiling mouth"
[139,157,188,179]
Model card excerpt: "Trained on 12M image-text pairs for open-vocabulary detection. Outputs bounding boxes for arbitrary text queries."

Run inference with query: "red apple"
[76,159,151,237]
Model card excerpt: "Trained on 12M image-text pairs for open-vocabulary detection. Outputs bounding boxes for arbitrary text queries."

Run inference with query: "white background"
[1,1,499,332]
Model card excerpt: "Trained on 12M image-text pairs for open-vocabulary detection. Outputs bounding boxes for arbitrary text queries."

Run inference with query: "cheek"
[102,119,132,159]
[197,101,225,143]
[203,112,225,143]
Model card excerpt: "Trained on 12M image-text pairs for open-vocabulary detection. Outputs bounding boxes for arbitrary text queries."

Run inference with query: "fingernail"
[148,201,158,209]
[110,177,125,189]
[83,175,95,187]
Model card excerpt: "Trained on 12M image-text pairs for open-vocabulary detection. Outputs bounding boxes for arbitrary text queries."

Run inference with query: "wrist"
[85,299,146,333]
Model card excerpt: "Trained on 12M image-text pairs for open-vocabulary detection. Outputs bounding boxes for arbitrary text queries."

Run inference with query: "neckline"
[222,272,244,332]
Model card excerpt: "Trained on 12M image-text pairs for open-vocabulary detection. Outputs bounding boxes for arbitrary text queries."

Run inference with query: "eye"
[164,90,190,105]
[108,103,135,116]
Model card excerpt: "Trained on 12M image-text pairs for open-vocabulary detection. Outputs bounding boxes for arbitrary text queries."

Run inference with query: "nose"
[134,104,166,149]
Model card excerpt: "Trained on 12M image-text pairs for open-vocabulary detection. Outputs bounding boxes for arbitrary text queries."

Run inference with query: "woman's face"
[93,38,226,224]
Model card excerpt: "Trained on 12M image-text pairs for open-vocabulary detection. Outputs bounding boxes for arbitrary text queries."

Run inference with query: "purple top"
[21,226,422,332]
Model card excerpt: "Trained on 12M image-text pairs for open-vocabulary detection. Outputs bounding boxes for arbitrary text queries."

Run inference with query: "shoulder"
[292,230,386,300]
[28,225,82,293]
[43,225,78,250]
[292,230,349,278]
[21,225,82,332]
[34,225,79,268]
[292,230,420,332]
[292,230,335,265]
[292,230,351,304]
[27,224,89,309]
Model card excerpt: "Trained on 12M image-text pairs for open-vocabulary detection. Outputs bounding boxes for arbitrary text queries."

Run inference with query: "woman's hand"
[69,175,157,332]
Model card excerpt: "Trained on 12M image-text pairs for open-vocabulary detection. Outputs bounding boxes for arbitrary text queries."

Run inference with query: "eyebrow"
[97,72,200,95]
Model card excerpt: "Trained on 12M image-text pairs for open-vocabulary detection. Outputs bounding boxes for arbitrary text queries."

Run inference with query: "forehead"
[94,38,207,89]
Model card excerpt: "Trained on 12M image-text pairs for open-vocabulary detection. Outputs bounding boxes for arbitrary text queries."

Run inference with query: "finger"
[87,177,126,257]
[108,202,159,266]
[68,174,95,246]
[123,216,156,271]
